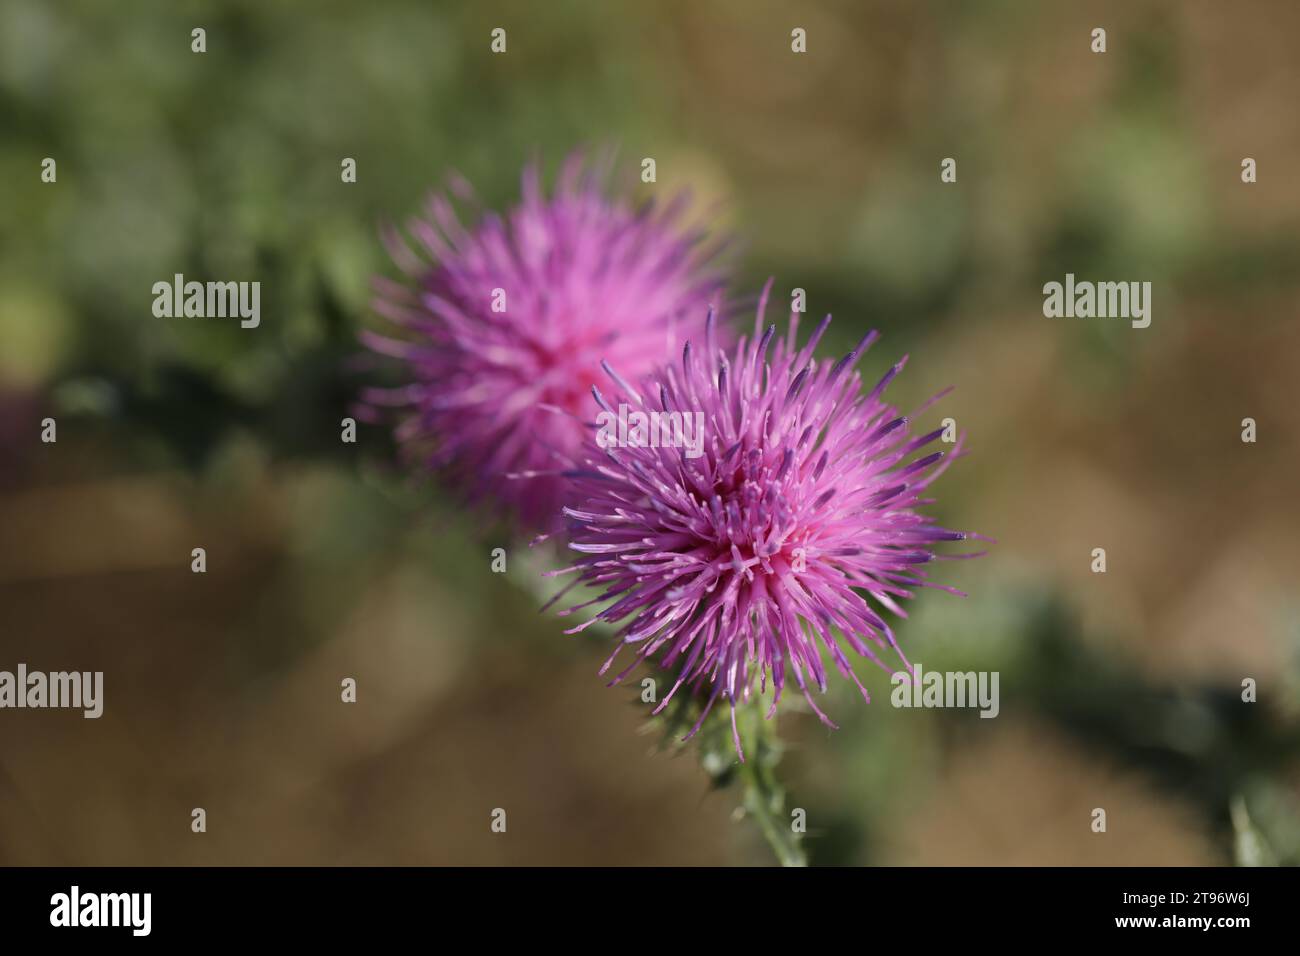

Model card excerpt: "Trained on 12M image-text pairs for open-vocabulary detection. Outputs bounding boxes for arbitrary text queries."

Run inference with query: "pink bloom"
[553,283,988,758]
[361,153,726,531]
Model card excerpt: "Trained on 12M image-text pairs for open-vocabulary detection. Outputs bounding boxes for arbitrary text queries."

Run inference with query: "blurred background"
[1,0,1298,865]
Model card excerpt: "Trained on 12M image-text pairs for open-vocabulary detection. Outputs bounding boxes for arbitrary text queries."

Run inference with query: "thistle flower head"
[553,282,988,759]
[360,153,726,531]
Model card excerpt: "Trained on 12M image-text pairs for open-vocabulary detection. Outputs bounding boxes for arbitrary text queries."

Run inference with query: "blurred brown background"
[1,0,1298,865]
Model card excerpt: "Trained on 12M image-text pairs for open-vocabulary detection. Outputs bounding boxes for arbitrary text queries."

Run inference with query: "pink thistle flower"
[552,282,989,759]
[360,153,727,531]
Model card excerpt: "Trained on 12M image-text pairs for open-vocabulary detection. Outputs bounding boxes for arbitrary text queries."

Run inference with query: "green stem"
[740,751,808,866]
[737,708,808,867]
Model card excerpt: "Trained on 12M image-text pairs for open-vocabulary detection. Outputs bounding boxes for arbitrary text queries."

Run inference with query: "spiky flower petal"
[554,283,987,758]
[360,154,726,531]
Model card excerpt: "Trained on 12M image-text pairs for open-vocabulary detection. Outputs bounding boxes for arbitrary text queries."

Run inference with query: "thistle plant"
[551,283,988,860]
[359,154,986,864]
[359,153,727,532]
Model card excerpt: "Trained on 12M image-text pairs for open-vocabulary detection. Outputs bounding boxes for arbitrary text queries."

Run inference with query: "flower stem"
[732,702,807,866]
[740,745,808,867]
[649,679,810,865]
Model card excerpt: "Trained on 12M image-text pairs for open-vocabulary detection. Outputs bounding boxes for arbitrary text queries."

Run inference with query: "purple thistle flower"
[359,153,727,531]
[551,281,989,760]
